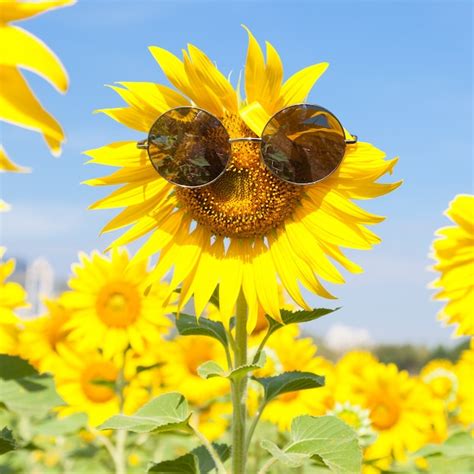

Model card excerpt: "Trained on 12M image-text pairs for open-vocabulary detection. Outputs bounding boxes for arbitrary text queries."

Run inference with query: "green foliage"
[0,427,17,456]
[254,371,325,404]
[262,415,362,473]
[99,392,191,434]
[0,356,37,380]
[148,444,230,473]
[197,352,266,381]
[0,356,63,417]
[265,308,339,337]
[175,313,228,348]
[31,414,87,436]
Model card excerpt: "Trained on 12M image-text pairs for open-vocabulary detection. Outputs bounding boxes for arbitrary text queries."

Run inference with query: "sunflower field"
[1,1,473,473]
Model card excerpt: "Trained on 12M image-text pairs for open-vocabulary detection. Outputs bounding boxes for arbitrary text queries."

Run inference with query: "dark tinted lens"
[147,107,231,187]
[261,104,346,185]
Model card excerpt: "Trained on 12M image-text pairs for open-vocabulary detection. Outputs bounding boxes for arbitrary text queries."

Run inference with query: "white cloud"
[324,324,374,353]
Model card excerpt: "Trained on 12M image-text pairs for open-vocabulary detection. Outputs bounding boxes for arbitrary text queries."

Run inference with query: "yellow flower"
[0,250,28,354]
[85,27,400,331]
[421,359,458,408]
[253,325,334,431]
[54,348,148,426]
[342,361,446,466]
[0,0,74,163]
[454,347,474,426]
[162,335,229,406]
[62,248,172,358]
[19,297,73,372]
[192,401,232,442]
[431,194,474,336]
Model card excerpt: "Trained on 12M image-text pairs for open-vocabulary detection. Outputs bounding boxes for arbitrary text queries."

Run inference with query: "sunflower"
[345,361,446,466]
[431,194,474,337]
[161,335,229,405]
[85,27,400,331]
[0,0,73,164]
[420,359,458,409]
[0,250,28,354]
[54,347,149,426]
[327,401,376,447]
[251,325,335,431]
[454,346,474,427]
[62,248,172,358]
[19,297,74,372]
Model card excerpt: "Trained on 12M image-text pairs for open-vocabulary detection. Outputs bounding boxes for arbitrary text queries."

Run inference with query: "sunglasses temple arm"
[137,139,148,150]
[228,137,263,143]
[345,135,358,144]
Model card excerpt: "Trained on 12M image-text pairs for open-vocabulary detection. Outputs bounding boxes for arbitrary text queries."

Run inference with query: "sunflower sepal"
[197,352,267,381]
[98,392,192,434]
[147,443,231,473]
[258,415,362,474]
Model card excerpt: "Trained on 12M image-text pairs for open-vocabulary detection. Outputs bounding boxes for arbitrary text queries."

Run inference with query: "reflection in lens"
[147,107,231,187]
[261,104,347,185]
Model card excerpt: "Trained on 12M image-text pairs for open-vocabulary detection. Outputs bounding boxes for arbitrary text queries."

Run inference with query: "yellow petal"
[187,44,238,113]
[0,0,74,23]
[280,62,329,106]
[148,46,195,100]
[0,145,29,172]
[218,239,243,326]
[239,100,271,136]
[261,41,283,112]
[242,25,266,105]
[193,237,223,317]
[83,141,148,168]
[0,66,64,155]
[252,239,281,321]
[0,25,68,92]
[182,50,223,116]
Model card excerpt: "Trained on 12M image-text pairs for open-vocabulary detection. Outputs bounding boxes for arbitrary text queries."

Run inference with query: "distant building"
[24,257,55,317]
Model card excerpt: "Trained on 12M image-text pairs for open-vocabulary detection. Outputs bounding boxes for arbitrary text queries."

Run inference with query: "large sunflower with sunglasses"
[85,28,400,329]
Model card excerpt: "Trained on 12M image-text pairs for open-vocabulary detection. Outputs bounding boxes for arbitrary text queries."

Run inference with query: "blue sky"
[1,0,472,345]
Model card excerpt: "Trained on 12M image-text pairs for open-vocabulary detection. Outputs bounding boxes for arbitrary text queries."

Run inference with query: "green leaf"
[287,415,362,474]
[0,355,37,380]
[264,308,339,335]
[32,413,87,436]
[197,361,226,379]
[136,362,165,374]
[254,371,325,404]
[0,373,64,416]
[280,308,340,325]
[261,439,309,467]
[412,430,474,474]
[99,392,191,434]
[0,427,17,455]
[193,443,231,473]
[175,313,228,348]
[148,443,230,473]
[148,452,199,473]
[228,351,266,381]
[197,352,266,381]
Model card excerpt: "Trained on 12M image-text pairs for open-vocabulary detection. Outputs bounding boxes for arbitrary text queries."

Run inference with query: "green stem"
[113,351,128,474]
[244,398,266,454]
[251,328,273,364]
[231,291,248,474]
[190,424,227,474]
[257,457,277,474]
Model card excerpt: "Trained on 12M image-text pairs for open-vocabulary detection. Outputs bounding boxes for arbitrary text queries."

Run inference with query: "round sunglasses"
[137,104,357,188]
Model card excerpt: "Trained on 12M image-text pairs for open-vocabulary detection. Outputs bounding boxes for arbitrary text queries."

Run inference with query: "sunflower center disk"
[96,282,141,328]
[176,115,303,238]
[81,361,118,403]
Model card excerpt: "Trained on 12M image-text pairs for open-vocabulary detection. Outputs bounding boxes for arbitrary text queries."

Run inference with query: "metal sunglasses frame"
[137,104,358,188]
